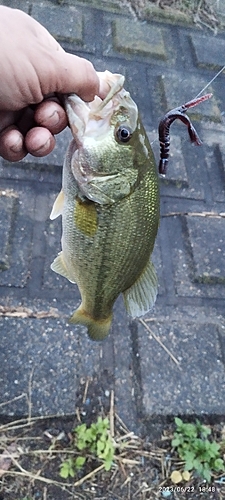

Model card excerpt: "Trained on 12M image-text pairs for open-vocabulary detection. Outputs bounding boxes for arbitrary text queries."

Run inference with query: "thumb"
[40,49,101,102]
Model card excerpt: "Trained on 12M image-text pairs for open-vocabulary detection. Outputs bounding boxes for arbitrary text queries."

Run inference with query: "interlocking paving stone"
[170,215,225,299]
[149,131,188,187]
[0,192,18,272]
[0,187,34,288]
[0,0,29,11]
[112,18,167,59]
[159,139,206,199]
[31,4,83,44]
[138,317,225,416]
[186,215,225,284]
[216,0,225,19]
[0,316,102,416]
[190,34,225,70]
[0,300,141,431]
[157,71,221,122]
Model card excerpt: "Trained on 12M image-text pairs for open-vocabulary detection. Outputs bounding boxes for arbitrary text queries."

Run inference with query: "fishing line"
[194,64,225,98]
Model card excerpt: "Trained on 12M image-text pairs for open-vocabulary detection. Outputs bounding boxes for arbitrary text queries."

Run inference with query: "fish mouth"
[64,70,137,145]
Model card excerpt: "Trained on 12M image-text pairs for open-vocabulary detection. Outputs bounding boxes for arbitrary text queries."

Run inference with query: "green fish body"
[50,71,160,340]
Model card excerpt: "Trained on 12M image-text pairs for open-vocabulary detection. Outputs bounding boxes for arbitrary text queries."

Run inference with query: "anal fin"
[50,252,76,283]
[123,260,157,318]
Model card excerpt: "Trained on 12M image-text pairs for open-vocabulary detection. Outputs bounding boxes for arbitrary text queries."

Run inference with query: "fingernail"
[34,137,52,154]
[10,137,23,153]
[41,111,60,127]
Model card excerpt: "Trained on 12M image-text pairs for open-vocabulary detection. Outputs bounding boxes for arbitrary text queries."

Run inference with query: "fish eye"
[116,125,132,143]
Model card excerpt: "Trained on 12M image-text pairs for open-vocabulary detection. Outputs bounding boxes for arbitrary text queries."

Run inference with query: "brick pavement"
[0,0,225,432]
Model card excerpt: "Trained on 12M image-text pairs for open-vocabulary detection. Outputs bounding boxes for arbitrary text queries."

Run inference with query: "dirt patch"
[0,378,224,500]
[123,0,221,31]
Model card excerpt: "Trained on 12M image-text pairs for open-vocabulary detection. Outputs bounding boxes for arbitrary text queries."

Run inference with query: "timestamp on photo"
[198,485,217,493]
[159,486,195,493]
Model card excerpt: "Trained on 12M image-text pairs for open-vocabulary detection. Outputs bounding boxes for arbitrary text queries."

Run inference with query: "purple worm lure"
[158,93,212,175]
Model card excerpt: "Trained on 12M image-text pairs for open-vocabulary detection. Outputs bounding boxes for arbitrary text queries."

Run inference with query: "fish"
[50,70,160,341]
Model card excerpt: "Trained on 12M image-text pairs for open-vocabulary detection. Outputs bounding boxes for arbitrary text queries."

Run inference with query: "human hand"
[0,7,109,162]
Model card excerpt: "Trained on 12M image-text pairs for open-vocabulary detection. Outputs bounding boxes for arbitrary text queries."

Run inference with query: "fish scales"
[50,71,160,340]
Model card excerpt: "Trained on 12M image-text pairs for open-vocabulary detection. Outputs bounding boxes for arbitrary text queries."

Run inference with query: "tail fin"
[69,305,112,341]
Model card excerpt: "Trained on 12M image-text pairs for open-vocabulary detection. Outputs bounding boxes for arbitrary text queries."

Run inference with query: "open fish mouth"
[64,70,137,145]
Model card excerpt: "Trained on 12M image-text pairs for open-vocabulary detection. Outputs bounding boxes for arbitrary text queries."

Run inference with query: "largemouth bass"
[50,71,160,340]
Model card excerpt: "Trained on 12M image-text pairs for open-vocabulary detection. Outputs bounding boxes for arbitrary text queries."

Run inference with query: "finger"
[44,52,100,102]
[25,127,55,157]
[0,110,23,133]
[98,78,111,100]
[0,125,27,161]
[34,100,67,134]
[16,106,35,135]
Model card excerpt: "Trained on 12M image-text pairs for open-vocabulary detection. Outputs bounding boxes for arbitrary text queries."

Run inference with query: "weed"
[172,417,224,482]
[59,416,115,479]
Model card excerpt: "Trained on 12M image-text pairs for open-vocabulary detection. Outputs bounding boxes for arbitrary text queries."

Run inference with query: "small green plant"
[59,416,115,479]
[172,417,224,482]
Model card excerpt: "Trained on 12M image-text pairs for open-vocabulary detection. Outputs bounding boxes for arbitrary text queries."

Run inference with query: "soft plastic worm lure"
[158,93,212,175]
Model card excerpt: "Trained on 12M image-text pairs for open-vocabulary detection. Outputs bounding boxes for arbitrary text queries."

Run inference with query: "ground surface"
[0,0,225,498]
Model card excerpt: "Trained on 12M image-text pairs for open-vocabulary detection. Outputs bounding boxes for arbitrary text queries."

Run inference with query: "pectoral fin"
[51,252,76,283]
[123,260,157,317]
[50,190,64,220]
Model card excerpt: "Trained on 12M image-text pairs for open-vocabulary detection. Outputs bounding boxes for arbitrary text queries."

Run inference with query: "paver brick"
[138,318,225,416]
[31,3,83,44]
[159,138,206,200]
[0,191,18,272]
[0,316,101,416]
[190,33,225,71]
[157,71,221,122]
[112,18,167,59]
[0,0,29,12]
[187,215,225,284]
[148,131,188,187]
[169,215,225,299]
[0,188,34,288]
[216,0,225,20]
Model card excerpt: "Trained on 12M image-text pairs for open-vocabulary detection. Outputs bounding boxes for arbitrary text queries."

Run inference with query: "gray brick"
[0,191,18,272]
[68,0,122,13]
[31,4,83,44]
[138,318,225,416]
[0,316,101,416]
[148,131,188,187]
[0,304,139,429]
[187,215,225,284]
[170,215,225,298]
[157,71,221,123]
[200,129,225,203]
[190,34,225,70]
[156,138,205,200]
[215,0,225,20]
[0,188,35,288]
[0,0,29,11]
[112,18,167,59]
